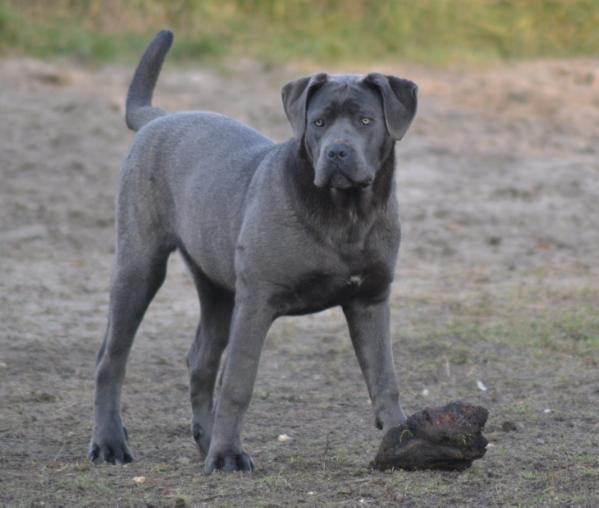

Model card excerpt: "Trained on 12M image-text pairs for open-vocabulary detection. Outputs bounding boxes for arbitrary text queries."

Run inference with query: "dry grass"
[1,0,598,64]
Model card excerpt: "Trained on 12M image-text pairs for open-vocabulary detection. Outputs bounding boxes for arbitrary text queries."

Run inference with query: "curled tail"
[126,29,174,132]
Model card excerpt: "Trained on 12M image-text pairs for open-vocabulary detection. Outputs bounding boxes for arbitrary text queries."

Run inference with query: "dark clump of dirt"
[501,420,518,432]
[373,401,488,471]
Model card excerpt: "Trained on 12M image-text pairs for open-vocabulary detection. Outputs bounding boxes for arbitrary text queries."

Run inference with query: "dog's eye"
[313,119,325,127]
[360,117,373,126]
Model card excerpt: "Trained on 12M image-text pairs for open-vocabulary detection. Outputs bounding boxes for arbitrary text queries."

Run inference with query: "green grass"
[414,289,599,360]
[1,0,598,65]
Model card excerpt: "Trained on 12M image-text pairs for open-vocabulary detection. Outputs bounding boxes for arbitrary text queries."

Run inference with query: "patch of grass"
[1,0,598,65]
[51,471,116,497]
[538,311,599,356]
[257,473,292,490]
[506,400,536,418]
[403,284,599,363]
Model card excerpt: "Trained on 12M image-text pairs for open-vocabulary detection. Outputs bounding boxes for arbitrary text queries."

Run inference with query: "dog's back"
[121,30,277,289]
[122,109,275,290]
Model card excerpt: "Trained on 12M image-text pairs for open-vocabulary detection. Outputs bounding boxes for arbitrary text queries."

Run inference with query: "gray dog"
[89,30,418,474]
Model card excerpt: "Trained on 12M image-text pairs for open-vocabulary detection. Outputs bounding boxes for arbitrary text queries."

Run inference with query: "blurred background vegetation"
[1,0,598,65]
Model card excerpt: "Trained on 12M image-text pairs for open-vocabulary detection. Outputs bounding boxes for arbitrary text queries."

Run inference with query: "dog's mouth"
[328,172,373,190]
[314,164,374,189]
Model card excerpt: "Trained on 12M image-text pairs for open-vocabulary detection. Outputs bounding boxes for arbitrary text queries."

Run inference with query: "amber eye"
[360,117,373,125]
[314,119,325,127]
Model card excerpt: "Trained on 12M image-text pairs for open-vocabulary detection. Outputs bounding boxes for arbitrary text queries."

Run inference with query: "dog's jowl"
[89,30,418,473]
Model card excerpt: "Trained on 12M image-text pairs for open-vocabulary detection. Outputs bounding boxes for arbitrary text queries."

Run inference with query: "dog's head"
[282,73,417,190]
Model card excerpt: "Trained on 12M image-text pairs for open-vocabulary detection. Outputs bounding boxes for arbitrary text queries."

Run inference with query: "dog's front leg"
[343,297,407,431]
[203,293,274,474]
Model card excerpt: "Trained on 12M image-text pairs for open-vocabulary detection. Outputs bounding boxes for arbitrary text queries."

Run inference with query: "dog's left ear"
[282,73,328,139]
[364,73,418,140]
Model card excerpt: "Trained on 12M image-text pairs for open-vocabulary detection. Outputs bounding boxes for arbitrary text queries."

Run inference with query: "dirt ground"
[1,55,598,506]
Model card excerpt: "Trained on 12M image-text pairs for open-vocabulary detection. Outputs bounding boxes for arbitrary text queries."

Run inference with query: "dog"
[89,30,418,474]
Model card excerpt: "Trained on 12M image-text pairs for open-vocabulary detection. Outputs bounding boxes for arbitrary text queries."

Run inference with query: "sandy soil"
[1,55,598,506]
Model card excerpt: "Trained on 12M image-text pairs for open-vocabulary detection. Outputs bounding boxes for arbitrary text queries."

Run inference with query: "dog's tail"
[126,29,174,132]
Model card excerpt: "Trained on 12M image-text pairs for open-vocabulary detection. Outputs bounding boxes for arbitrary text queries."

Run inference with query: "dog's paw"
[203,449,254,474]
[88,425,133,465]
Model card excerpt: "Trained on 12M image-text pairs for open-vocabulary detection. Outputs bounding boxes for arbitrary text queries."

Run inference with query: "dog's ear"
[364,73,418,140]
[281,73,328,139]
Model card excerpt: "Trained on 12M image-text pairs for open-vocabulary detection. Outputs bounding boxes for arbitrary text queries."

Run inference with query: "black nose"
[326,143,352,162]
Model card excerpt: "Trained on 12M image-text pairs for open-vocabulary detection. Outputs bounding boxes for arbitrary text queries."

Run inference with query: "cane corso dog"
[89,30,418,473]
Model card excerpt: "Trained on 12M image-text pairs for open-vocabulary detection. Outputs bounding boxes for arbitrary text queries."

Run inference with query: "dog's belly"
[269,261,392,316]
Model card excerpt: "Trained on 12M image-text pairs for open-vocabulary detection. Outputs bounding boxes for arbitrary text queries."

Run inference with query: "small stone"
[133,476,146,484]
[277,433,291,442]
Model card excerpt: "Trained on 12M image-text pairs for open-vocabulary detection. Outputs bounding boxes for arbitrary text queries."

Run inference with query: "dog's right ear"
[281,73,328,139]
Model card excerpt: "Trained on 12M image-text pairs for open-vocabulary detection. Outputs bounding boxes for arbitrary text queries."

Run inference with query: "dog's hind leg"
[89,213,172,464]
[184,267,234,457]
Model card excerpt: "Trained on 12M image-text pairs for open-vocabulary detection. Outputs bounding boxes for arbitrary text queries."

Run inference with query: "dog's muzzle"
[314,143,374,189]
[314,165,374,189]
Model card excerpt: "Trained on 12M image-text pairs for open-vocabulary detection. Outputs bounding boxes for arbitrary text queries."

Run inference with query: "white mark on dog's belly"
[349,274,363,286]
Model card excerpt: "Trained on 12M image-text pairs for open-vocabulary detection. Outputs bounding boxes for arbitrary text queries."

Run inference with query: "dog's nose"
[326,144,352,162]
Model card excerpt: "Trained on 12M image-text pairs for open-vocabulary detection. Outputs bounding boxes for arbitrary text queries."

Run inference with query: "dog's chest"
[270,259,392,316]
